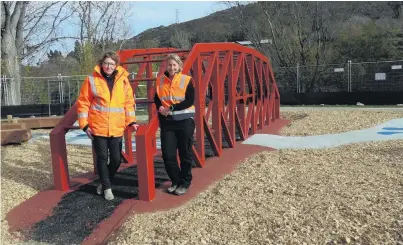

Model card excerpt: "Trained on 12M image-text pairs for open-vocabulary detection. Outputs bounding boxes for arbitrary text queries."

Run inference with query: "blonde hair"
[165,53,183,72]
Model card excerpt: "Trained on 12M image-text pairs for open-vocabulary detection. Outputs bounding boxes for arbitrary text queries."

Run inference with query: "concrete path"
[280,106,403,111]
[243,118,403,149]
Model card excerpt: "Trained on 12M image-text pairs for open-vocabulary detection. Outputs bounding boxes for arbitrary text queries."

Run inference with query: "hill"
[129,2,398,48]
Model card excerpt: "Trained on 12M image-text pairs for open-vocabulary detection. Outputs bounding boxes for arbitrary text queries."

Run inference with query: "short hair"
[165,53,183,72]
[98,51,120,66]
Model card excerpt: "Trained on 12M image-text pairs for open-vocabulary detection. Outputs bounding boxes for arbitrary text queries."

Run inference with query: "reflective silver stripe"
[91,104,124,113]
[126,111,136,117]
[170,107,195,121]
[171,108,195,115]
[78,112,88,118]
[179,75,186,89]
[160,96,170,101]
[160,96,185,101]
[88,76,98,97]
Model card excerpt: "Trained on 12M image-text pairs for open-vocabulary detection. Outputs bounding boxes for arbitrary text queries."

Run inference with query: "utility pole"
[175,9,179,24]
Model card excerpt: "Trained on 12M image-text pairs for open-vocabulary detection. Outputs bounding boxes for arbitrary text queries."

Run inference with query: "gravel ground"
[280,110,403,136]
[109,140,403,245]
[1,109,403,244]
[1,136,94,245]
[109,110,403,245]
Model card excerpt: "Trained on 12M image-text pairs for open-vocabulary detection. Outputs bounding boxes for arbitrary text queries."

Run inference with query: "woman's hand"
[131,123,139,131]
[159,106,171,116]
[85,128,94,140]
[160,107,171,116]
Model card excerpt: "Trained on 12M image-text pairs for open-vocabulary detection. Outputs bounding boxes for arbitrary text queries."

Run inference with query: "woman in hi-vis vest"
[77,51,139,201]
[154,54,195,195]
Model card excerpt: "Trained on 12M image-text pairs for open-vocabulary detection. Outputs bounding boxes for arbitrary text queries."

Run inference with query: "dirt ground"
[1,109,402,244]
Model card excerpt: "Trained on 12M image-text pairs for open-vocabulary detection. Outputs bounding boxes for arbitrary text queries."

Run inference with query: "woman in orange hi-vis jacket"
[77,51,139,201]
[154,53,195,196]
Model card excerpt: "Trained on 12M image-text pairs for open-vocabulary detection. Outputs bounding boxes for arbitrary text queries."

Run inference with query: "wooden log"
[1,129,32,145]
[1,123,27,130]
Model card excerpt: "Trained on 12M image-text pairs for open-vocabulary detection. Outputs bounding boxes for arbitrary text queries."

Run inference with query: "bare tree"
[1,1,75,105]
[170,29,191,49]
[227,2,354,92]
[1,1,133,104]
[71,1,133,73]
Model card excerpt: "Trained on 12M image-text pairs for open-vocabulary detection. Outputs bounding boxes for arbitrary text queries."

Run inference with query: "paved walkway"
[280,106,403,111]
[243,118,403,149]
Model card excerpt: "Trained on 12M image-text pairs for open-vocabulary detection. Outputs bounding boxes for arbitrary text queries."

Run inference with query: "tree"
[1,2,134,104]
[170,29,191,49]
[1,1,75,105]
[227,2,357,92]
[70,1,134,74]
[333,20,403,62]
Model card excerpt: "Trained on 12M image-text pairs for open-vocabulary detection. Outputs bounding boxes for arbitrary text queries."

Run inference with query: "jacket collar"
[93,65,129,81]
[164,71,182,81]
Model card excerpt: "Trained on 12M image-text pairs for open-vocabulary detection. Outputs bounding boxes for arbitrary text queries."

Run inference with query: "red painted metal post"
[238,54,246,137]
[136,117,159,201]
[228,51,236,144]
[262,62,269,126]
[49,103,79,191]
[256,59,264,129]
[146,55,156,122]
[248,55,257,135]
[192,55,205,166]
[50,128,70,191]
[211,52,222,156]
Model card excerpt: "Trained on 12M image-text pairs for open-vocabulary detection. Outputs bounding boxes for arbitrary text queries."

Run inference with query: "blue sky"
[129,1,228,35]
[55,1,229,53]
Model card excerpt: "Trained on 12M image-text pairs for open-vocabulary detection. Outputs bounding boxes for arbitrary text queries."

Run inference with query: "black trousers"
[160,118,195,188]
[92,136,123,190]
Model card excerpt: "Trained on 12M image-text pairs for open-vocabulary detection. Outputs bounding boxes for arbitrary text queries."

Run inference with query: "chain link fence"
[274,59,403,93]
[1,61,402,116]
[1,73,157,116]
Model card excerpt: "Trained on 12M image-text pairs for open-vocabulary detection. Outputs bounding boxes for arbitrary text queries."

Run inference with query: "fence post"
[68,79,71,109]
[58,73,64,115]
[296,63,300,93]
[348,60,352,92]
[47,80,51,116]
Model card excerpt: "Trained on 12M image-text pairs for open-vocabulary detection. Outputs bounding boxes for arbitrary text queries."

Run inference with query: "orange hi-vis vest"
[77,65,136,137]
[155,72,195,121]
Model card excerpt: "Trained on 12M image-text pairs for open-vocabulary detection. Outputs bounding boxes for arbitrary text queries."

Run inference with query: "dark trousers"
[93,136,123,190]
[160,118,195,188]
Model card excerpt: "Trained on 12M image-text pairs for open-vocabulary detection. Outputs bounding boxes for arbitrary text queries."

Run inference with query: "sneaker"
[167,184,178,194]
[104,188,114,200]
[174,186,188,195]
[96,184,102,195]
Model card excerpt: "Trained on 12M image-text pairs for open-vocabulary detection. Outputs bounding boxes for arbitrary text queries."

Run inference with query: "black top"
[154,72,195,124]
[100,69,118,94]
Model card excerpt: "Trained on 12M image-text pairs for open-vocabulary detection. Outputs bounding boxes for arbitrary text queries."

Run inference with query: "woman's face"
[101,57,116,75]
[167,59,180,77]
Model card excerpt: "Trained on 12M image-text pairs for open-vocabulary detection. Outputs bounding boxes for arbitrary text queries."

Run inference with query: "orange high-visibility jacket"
[77,65,136,137]
[155,72,195,120]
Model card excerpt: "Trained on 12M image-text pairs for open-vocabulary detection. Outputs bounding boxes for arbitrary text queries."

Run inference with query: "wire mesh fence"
[1,73,155,116]
[273,59,403,93]
[1,60,402,115]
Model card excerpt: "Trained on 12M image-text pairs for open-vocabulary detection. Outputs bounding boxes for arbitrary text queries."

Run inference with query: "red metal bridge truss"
[50,43,280,201]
